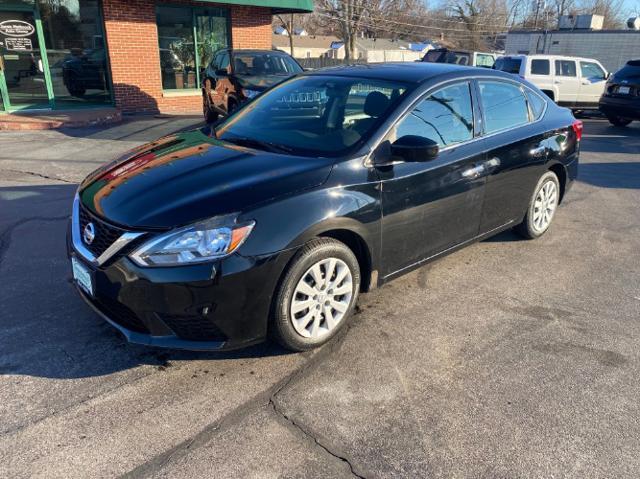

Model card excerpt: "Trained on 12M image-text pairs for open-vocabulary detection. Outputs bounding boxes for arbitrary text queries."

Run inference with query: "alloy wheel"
[290,258,353,339]
[532,180,558,233]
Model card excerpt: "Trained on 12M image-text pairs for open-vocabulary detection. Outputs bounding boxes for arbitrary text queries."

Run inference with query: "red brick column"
[101,0,272,114]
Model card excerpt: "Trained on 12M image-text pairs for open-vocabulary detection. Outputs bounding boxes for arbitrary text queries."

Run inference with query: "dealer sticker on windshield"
[72,257,94,296]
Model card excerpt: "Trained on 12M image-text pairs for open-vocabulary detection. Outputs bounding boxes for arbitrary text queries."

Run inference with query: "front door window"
[0,11,49,108]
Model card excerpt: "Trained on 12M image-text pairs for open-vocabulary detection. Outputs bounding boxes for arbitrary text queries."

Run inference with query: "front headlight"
[130,216,255,267]
[243,88,260,99]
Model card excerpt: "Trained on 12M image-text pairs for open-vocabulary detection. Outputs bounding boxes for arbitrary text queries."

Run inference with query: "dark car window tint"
[580,62,606,80]
[525,89,546,120]
[494,57,522,74]
[479,81,529,133]
[391,82,473,147]
[555,60,576,77]
[215,76,409,157]
[531,59,550,75]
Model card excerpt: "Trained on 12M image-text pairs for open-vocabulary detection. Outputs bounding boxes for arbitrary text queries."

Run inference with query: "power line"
[315,11,512,37]
[317,0,513,28]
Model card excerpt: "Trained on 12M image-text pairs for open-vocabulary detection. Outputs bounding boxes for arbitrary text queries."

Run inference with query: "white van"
[494,54,608,109]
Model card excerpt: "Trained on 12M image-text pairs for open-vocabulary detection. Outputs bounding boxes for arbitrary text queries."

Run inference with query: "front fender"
[238,180,382,269]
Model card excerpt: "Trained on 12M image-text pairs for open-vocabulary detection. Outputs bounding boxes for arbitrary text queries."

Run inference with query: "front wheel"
[607,116,632,127]
[272,238,360,351]
[514,171,560,239]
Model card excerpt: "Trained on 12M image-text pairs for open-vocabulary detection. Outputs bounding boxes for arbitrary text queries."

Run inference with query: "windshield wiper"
[223,136,294,154]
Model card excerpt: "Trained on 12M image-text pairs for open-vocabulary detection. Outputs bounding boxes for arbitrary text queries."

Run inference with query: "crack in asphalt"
[268,399,365,478]
[119,320,366,479]
[0,168,76,184]
[0,215,69,269]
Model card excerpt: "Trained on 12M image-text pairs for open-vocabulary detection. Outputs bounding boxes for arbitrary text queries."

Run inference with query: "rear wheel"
[271,238,360,351]
[514,171,560,239]
[607,116,632,127]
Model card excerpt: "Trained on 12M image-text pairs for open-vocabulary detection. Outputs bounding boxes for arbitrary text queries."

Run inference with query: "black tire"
[514,171,561,240]
[202,84,218,123]
[607,116,632,127]
[271,238,361,351]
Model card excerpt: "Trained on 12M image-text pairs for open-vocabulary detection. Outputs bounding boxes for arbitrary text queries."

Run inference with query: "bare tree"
[274,14,296,55]
[317,0,369,59]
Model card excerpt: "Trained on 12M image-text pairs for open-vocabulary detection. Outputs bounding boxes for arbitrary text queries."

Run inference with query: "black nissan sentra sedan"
[68,63,581,351]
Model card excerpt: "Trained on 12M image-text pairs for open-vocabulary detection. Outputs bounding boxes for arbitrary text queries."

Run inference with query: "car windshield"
[494,57,522,74]
[232,52,302,76]
[214,75,411,157]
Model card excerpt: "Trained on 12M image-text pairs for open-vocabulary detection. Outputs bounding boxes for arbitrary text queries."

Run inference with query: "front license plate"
[72,257,94,296]
[618,86,631,95]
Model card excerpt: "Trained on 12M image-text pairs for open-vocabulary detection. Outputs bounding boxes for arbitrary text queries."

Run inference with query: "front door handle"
[462,158,500,179]
[462,164,484,179]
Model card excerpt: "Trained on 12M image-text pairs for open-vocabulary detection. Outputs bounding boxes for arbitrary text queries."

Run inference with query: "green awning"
[199,0,313,13]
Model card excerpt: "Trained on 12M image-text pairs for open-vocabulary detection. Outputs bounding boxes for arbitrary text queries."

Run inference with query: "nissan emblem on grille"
[83,222,95,245]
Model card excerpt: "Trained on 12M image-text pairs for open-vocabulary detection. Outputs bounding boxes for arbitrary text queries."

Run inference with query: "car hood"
[236,74,292,91]
[79,127,333,229]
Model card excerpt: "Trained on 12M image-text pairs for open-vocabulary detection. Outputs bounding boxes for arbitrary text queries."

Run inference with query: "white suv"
[495,54,608,109]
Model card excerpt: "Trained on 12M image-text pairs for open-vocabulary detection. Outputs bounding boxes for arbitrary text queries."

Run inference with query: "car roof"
[222,48,292,56]
[501,54,600,62]
[305,62,507,83]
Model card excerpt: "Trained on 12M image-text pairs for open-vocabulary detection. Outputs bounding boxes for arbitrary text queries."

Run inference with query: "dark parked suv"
[69,63,580,352]
[202,48,303,122]
[599,59,640,126]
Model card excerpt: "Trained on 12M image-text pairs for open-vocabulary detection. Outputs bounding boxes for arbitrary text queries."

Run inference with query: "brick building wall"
[101,0,272,114]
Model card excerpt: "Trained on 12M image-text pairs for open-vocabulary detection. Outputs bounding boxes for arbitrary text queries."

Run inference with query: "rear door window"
[478,81,530,133]
[555,60,577,77]
[530,59,550,75]
[525,89,546,120]
[476,54,495,68]
[494,57,522,74]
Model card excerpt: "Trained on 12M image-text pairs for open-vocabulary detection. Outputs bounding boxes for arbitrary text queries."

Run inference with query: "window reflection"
[157,6,229,90]
[38,0,111,105]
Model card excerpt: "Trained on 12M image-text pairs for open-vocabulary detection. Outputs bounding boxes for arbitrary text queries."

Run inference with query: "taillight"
[572,120,583,141]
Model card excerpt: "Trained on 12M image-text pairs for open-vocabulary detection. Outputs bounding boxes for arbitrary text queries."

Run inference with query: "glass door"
[0,10,50,109]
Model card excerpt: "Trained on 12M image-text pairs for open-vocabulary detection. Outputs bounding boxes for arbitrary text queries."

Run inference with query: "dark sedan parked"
[599,59,640,126]
[68,63,581,352]
[201,48,303,122]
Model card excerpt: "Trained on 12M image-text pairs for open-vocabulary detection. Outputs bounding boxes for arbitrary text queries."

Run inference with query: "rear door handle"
[530,145,546,157]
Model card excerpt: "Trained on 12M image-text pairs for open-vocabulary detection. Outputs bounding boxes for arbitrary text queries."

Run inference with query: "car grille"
[159,314,226,341]
[94,296,150,333]
[78,203,127,259]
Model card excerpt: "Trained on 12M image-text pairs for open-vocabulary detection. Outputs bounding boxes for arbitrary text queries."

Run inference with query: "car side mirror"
[390,135,439,162]
[606,72,611,80]
[215,69,228,76]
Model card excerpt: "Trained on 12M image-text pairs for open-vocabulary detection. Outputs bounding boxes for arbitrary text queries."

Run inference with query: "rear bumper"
[67,227,294,350]
[599,96,640,120]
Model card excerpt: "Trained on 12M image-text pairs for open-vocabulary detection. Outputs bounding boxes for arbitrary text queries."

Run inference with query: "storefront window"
[38,0,112,105]
[156,6,229,91]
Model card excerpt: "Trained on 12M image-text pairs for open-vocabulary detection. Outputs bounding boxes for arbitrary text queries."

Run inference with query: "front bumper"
[67,225,293,350]
[599,96,640,120]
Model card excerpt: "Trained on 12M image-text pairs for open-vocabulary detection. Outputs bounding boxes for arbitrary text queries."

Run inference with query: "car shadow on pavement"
[0,184,291,380]
[578,162,640,189]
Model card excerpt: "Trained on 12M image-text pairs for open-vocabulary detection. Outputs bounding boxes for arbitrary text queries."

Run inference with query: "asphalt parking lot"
[1,116,639,478]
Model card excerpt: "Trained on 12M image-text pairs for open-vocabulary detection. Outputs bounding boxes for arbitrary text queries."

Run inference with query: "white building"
[505,30,640,72]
